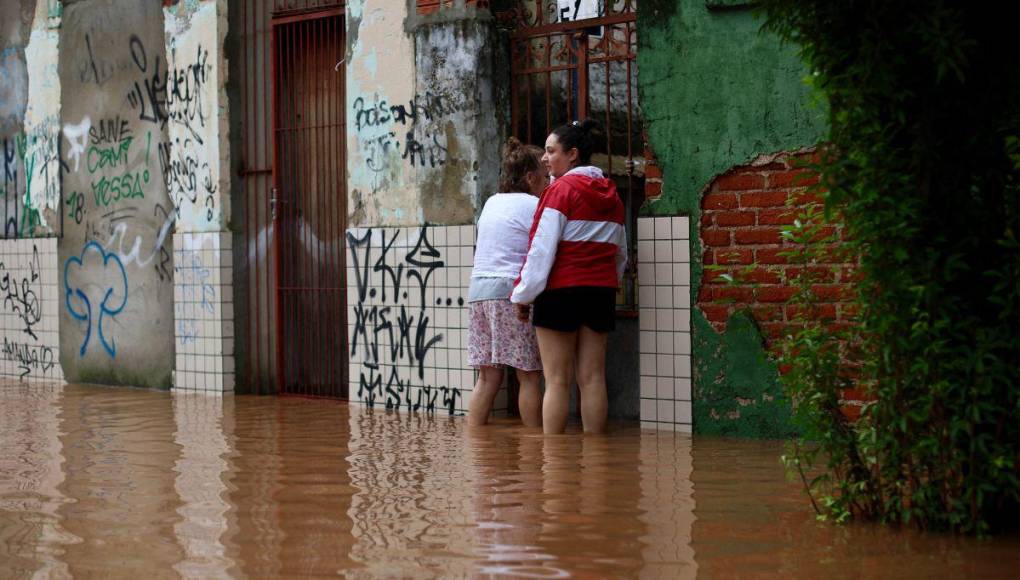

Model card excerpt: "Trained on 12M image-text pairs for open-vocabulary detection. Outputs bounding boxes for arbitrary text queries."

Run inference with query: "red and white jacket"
[510,166,627,305]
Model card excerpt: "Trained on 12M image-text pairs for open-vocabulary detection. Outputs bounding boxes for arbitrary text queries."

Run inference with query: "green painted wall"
[637,1,826,437]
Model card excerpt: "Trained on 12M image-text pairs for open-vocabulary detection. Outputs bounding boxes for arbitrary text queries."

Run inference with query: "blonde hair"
[499,136,544,192]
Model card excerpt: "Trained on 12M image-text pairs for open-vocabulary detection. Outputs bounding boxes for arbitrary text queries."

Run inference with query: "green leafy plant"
[760,1,1020,534]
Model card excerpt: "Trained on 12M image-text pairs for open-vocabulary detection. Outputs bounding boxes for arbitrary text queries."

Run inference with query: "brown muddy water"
[1,382,1017,579]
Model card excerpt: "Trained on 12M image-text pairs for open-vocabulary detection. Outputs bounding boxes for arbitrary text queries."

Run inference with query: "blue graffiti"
[63,241,129,358]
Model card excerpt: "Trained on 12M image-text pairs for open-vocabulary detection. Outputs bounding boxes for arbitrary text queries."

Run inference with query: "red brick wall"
[697,152,858,347]
[417,0,486,15]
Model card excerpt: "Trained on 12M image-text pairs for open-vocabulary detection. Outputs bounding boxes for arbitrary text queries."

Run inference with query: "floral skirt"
[467,299,542,371]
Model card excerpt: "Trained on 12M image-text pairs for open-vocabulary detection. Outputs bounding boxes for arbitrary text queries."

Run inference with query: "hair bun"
[503,136,523,157]
[578,119,604,138]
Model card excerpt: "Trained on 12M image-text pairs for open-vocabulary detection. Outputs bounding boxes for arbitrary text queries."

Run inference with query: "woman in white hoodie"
[466,138,547,427]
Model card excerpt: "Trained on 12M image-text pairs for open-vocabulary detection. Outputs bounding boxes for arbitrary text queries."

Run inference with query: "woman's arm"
[510,205,566,305]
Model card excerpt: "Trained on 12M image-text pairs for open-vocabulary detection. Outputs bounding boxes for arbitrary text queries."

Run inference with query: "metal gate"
[501,0,641,311]
[272,8,348,397]
[238,0,347,396]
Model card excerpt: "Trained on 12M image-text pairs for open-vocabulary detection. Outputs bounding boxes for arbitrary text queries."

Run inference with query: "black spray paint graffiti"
[1,337,55,381]
[1,120,66,239]
[126,35,169,126]
[165,43,212,145]
[346,227,463,415]
[353,92,459,172]
[0,243,43,340]
[126,35,215,222]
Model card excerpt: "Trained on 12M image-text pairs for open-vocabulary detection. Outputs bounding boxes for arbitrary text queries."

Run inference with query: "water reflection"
[2,382,1019,578]
[639,431,697,578]
[55,386,184,575]
[228,395,356,577]
[171,392,234,577]
[346,406,475,578]
[0,383,76,578]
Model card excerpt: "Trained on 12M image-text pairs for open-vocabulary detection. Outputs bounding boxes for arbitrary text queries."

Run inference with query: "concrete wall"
[346,0,421,226]
[346,0,500,227]
[637,1,827,436]
[1,0,62,240]
[0,0,235,390]
[57,0,175,388]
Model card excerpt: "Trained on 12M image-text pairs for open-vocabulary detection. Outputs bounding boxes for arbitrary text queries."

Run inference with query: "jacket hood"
[559,166,619,211]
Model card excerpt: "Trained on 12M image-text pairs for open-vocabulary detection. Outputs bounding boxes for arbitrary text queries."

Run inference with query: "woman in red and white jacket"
[511,119,627,434]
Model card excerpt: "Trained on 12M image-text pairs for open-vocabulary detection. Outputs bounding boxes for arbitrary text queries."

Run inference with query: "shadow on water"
[0,382,1017,578]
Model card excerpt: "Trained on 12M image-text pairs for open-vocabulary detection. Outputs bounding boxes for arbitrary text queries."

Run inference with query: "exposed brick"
[715,172,765,191]
[645,164,663,179]
[716,248,753,265]
[701,213,713,227]
[812,284,853,301]
[786,266,836,283]
[735,227,783,245]
[751,304,783,321]
[754,161,789,172]
[756,248,790,264]
[768,169,819,189]
[808,226,839,243]
[703,193,738,209]
[740,190,789,208]
[711,286,755,303]
[839,303,861,319]
[701,304,731,323]
[714,210,756,227]
[816,244,855,263]
[756,286,797,303]
[759,322,793,339]
[702,249,715,265]
[757,208,797,225]
[702,229,731,247]
[697,286,713,302]
[786,303,838,321]
[703,268,732,284]
[739,267,782,284]
[644,181,663,196]
[790,190,825,205]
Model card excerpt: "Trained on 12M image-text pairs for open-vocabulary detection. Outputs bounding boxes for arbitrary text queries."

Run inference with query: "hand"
[515,303,531,322]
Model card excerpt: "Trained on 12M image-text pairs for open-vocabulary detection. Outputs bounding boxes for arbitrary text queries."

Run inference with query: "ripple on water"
[1,381,1018,578]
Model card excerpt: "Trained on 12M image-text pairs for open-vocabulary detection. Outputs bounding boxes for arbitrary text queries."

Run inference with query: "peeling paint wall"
[1,0,62,239]
[637,1,827,437]
[2,0,236,390]
[346,0,500,227]
[412,16,499,225]
[346,0,420,226]
[163,0,230,232]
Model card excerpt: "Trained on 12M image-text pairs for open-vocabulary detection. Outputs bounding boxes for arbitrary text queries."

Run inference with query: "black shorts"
[532,287,616,333]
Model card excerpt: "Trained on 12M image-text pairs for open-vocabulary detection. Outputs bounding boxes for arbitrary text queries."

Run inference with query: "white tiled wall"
[172,232,235,392]
[637,217,693,433]
[346,225,501,416]
[0,238,63,383]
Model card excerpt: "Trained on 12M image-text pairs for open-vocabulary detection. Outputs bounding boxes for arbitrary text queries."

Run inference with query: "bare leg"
[515,369,543,428]
[575,326,609,434]
[536,327,577,434]
[468,366,504,426]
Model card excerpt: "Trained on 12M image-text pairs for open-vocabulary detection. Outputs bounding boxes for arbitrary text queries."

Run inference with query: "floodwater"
[1,383,1017,579]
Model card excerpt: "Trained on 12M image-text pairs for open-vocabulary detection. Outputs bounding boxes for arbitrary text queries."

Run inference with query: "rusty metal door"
[501,0,642,311]
[271,7,348,397]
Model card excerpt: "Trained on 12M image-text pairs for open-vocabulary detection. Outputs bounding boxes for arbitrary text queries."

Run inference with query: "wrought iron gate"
[501,0,641,311]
